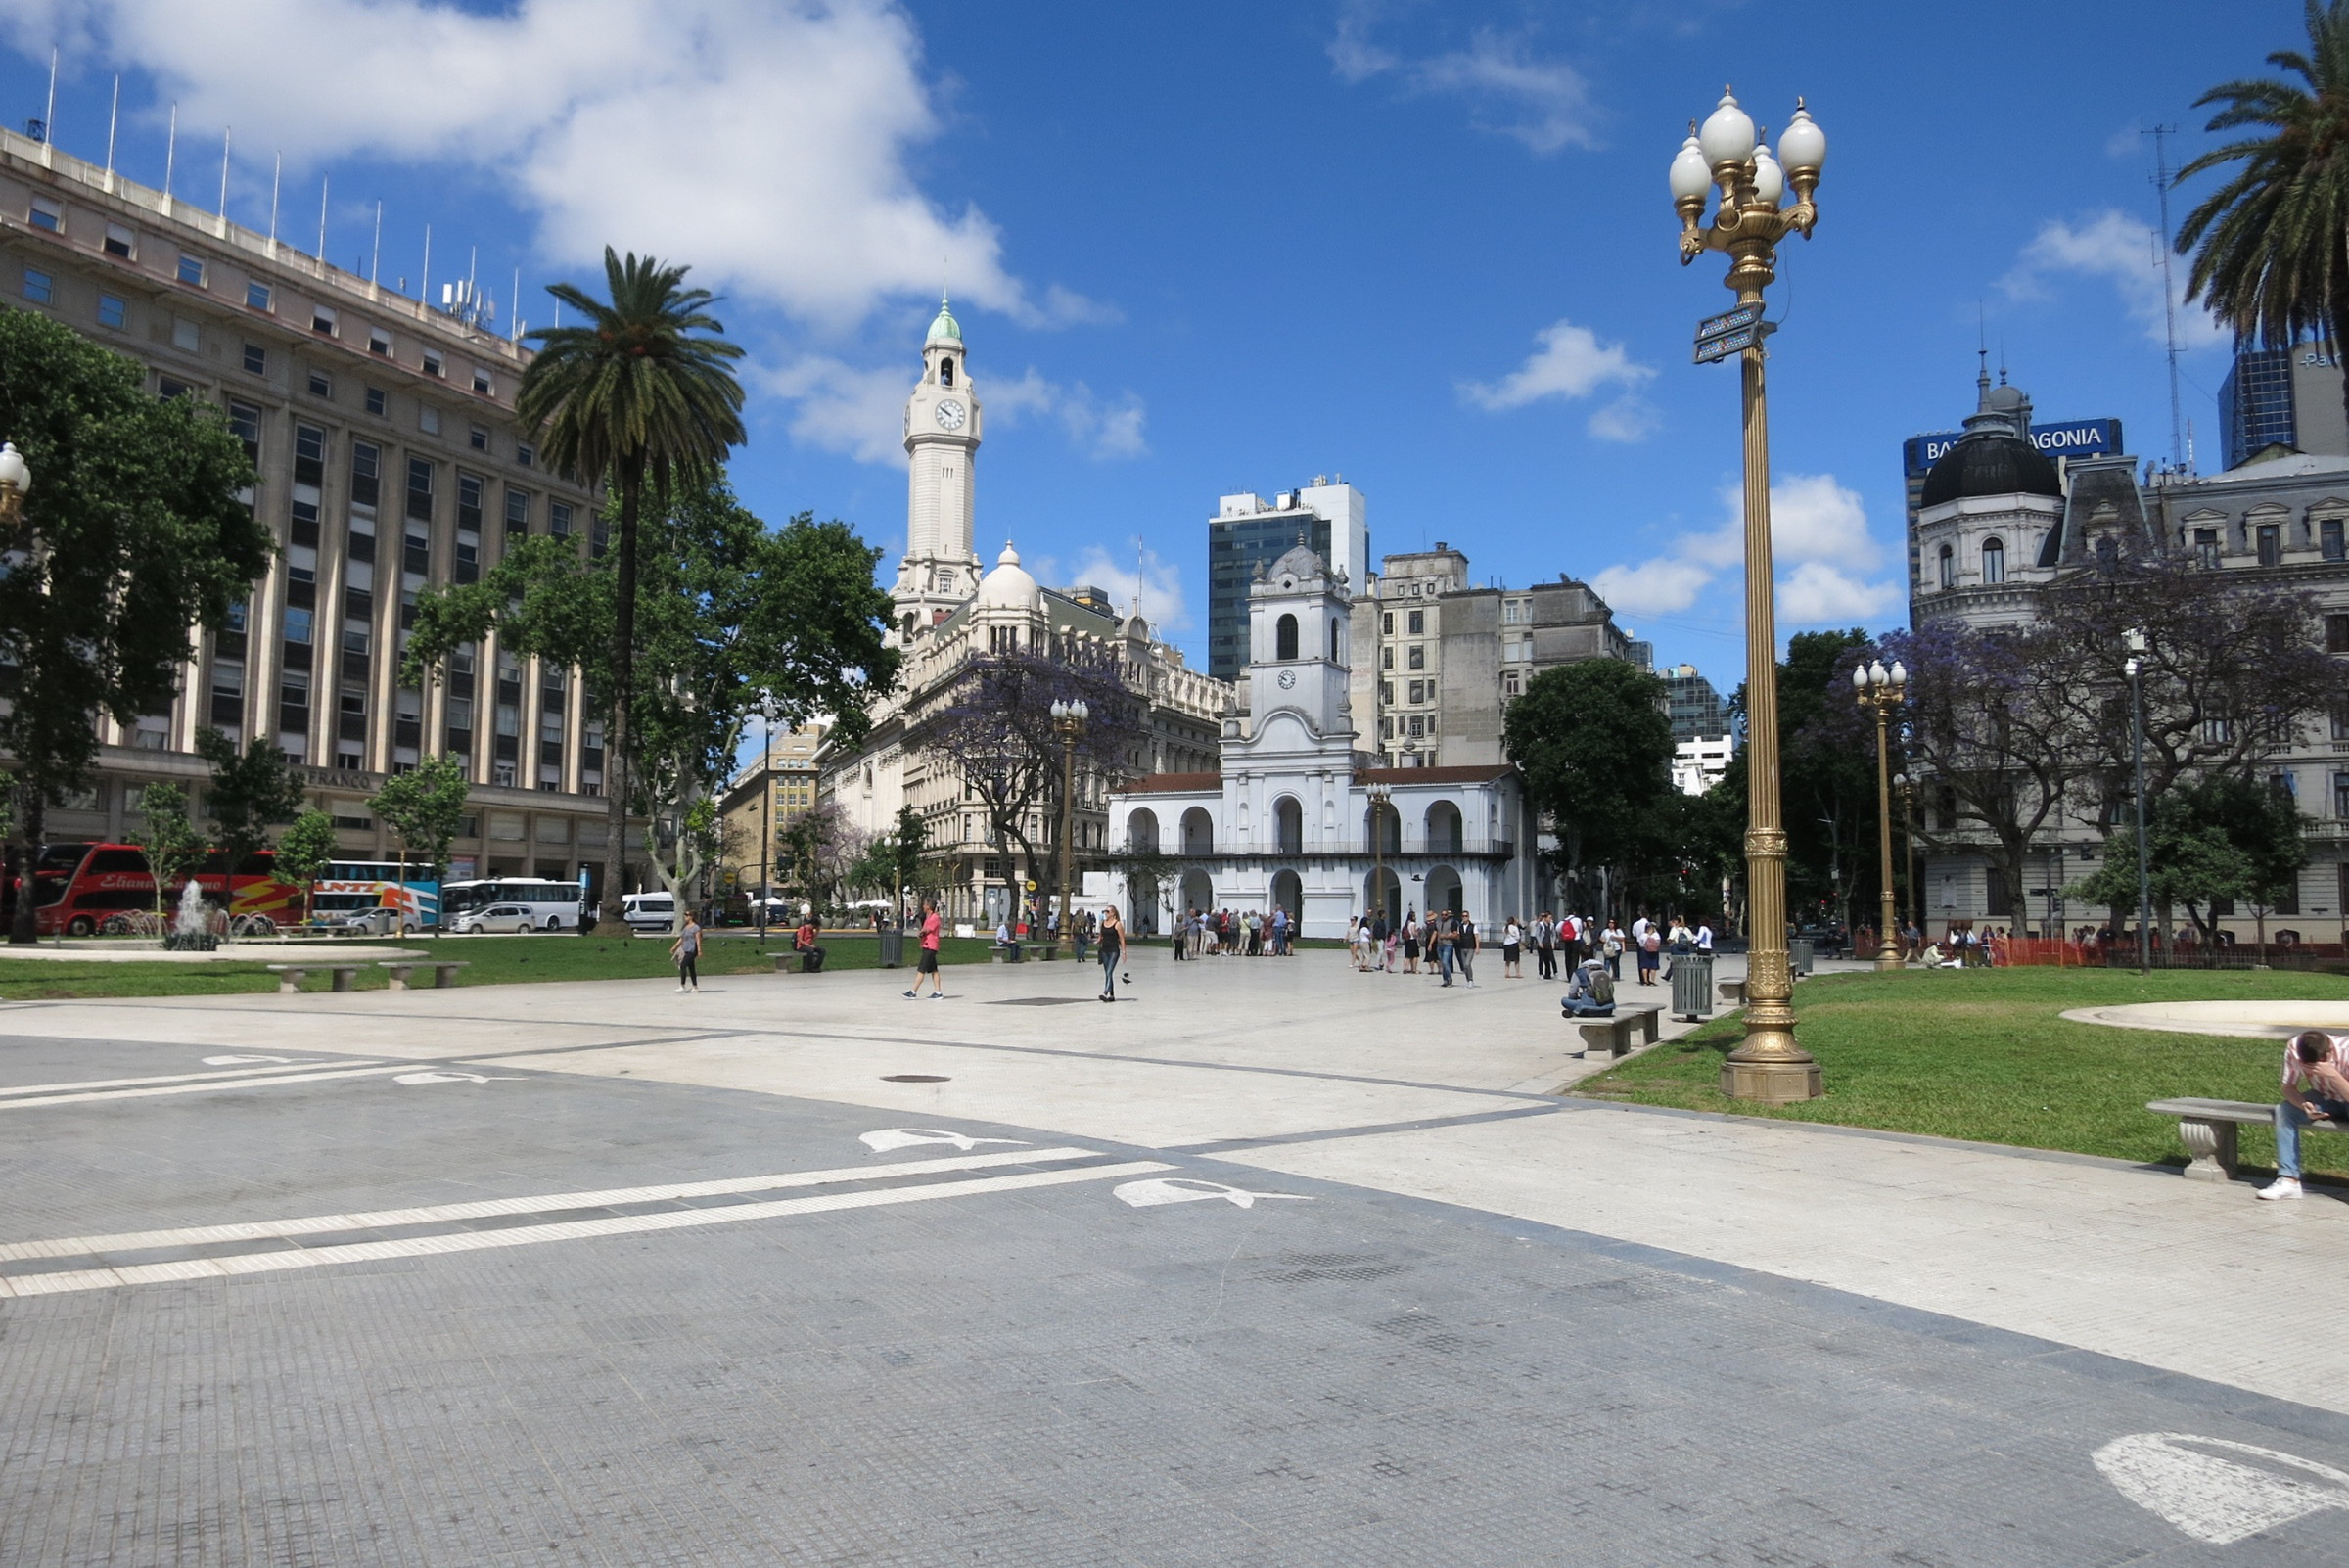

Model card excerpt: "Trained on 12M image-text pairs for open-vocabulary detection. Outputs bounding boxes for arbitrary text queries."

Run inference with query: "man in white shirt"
[1695,921,1714,953]
[2259,1031,2349,1199]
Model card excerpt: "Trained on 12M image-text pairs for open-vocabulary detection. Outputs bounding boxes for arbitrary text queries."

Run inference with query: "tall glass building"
[2221,347,2298,471]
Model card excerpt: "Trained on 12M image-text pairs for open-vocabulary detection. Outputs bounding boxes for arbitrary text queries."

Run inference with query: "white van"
[622,892,676,934]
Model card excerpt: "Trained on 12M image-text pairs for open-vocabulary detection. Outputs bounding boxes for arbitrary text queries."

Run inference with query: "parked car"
[622,893,677,934]
[328,906,418,938]
[451,902,537,935]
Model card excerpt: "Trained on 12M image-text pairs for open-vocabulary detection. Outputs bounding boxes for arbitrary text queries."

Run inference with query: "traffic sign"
[1693,304,1769,365]
[1695,304,1762,343]
[1693,325,1760,364]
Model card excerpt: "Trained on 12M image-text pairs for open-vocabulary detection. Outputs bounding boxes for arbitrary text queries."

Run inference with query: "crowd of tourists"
[1170,906,1299,958]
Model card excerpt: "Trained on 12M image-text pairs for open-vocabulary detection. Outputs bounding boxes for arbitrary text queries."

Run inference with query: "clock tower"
[894,296,984,637]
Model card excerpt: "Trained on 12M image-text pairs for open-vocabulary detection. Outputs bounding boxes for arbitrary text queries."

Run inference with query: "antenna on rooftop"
[42,47,56,151]
[216,128,230,220]
[371,201,382,284]
[315,172,328,262]
[161,102,176,202]
[267,152,280,245]
[2146,124,2188,471]
[103,75,117,178]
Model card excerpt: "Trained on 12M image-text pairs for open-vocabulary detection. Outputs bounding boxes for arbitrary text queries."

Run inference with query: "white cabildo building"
[1105,546,1538,938]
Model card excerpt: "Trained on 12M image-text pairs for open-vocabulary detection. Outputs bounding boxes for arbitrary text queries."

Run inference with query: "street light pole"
[1673,90,1828,1102]
[1853,658,1908,972]
[1050,699,1088,954]
[755,709,772,945]
[1893,771,1918,951]
[2125,629,2152,975]
[1367,781,1392,928]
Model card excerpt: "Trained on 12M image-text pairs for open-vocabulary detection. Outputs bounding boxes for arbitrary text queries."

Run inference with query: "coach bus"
[307,860,441,933]
[439,876,587,932]
[10,843,302,937]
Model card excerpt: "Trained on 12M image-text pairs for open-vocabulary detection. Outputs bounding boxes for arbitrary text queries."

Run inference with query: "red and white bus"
[10,843,303,937]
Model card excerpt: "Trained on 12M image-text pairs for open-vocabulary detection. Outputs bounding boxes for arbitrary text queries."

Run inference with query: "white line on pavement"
[0,1146,1111,1262]
[0,1064,414,1110]
[0,1159,1174,1296]
[0,1060,385,1101]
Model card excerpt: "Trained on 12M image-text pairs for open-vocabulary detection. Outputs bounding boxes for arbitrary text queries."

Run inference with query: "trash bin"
[1671,953,1714,1022]
[879,928,904,968]
[1789,938,1815,976]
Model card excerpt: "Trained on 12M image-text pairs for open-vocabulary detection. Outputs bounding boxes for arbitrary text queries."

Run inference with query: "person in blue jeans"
[1097,906,1126,1001]
[2259,1030,2349,1199]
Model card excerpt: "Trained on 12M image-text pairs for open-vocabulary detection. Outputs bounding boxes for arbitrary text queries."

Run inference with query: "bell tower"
[894,296,984,637]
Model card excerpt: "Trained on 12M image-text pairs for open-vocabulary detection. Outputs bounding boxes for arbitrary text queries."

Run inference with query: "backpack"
[1589,965,1615,1005]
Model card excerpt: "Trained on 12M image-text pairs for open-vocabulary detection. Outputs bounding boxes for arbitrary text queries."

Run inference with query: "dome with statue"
[974,541,1042,612]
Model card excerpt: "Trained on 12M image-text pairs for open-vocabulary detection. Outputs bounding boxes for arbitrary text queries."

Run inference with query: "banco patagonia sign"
[1903,418,2124,479]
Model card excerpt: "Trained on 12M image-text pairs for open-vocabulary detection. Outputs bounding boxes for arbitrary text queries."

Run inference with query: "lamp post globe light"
[1852,659,1908,972]
[1672,88,1827,1101]
[1050,698,1089,953]
[0,440,28,530]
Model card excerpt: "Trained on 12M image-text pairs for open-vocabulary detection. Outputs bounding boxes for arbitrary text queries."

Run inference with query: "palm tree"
[519,249,745,929]
[2177,0,2349,438]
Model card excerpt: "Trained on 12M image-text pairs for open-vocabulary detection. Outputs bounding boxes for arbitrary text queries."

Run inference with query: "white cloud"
[757,355,910,466]
[1461,319,1653,414]
[985,368,1147,461]
[2003,208,2226,350]
[1329,9,1594,155]
[1587,474,1897,626]
[0,0,1098,333]
[1587,394,1661,443]
[1065,542,1190,632]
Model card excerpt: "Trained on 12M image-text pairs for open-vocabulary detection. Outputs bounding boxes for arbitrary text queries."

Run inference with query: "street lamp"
[755,707,773,945]
[1367,780,1392,929]
[1852,658,1907,972]
[1050,698,1088,953]
[0,441,28,534]
[2124,628,2152,975]
[1672,88,1827,1102]
[1892,771,1919,948]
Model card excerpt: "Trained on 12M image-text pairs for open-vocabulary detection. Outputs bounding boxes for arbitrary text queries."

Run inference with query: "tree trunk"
[6,780,35,945]
[597,461,641,932]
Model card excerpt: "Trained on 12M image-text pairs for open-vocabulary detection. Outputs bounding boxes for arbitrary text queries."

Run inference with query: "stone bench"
[265,963,362,994]
[1719,979,1747,1005]
[1573,1005,1664,1061]
[377,960,469,991]
[764,950,822,974]
[990,944,1025,964]
[2146,1097,2349,1182]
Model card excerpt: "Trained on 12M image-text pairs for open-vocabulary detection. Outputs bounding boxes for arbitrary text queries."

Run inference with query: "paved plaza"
[3,950,2347,1564]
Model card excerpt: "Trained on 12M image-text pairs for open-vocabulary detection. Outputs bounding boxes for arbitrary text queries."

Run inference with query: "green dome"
[926,294,962,345]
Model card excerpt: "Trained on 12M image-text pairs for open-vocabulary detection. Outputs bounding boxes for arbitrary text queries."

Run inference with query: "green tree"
[2177,0,2349,435]
[129,782,206,934]
[2071,774,2308,945]
[196,729,306,873]
[368,757,472,894]
[1503,659,1675,912]
[0,310,270,944]
[273,808,340,929]
[517,249,747,928]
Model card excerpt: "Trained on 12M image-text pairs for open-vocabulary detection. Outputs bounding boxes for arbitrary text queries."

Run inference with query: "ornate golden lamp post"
[1852,658,1908,972]
[1367,780,1392,929]
[1672,88,1827,1102]
[1893,771,1919,950]
[1050,698,1088,953]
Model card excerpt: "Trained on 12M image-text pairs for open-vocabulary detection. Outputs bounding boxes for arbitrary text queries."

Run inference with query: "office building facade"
[1206,480,1367,681]
[2220,340,2349,472]
[0,126,626,888]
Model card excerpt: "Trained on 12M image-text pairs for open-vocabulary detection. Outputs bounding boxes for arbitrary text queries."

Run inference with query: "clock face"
[933,398,967,432]
[1276,669,1297,690]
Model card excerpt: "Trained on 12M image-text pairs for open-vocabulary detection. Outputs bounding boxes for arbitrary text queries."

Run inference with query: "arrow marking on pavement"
[1113,1177,1312,1210]
[393,1070,525,1085]
[2094,1432,2349,1545]
[860,1128,1029,1153]
[202,1054,296,1066]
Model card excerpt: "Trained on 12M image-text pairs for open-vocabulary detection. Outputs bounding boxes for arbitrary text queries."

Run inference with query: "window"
[2326,519,2344,562]
[406,457,435,523]
[158,376,192,400]
[28,196,61,232]
[1407,715,1424,738]
[96,293,126,329]
[1407,680,1424,704]
[469,423,489,452]
[2258,523,2282,567]
[422,349,444,379]
[1937,543,1954,589]
[471,366,492,396]
[172,316,201,352]
[1379,681,1392,704]
[364,386,387,417]
[418,404,440,436]
[549,501,573,537]
[209,659,245,726]
[243,342,267,376]
[293,422,326,487]
[311,304,337,336]
[22,266,51,303]
[504,488,530,540]
[246,280,273,312]
[1407,610,1425,634]
[176,253,207,287]
[2096,535,2120,575]
[1980,536,2005,585]
[516,441,535,470]
[1275,614,1299,661]
[2333,771,2349,820]
[2326,614,2349,655]
[103,222,135,259]
[284,606,313,645]
[226,402,261,463]
[1407,645,1425,670]
[2194,527,2221,568]
[1381,645,1393,669]
[1504,670,1521,696]
[1381,612,1393,634]
[350,441,381,510]
[307,368,332,398]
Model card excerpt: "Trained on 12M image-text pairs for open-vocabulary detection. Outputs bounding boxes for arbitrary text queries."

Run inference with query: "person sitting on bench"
[2259,1030,2349,1200]
[793,915,826,973]
[1560,958,1616,1019]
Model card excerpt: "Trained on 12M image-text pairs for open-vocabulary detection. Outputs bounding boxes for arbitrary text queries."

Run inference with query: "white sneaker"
[2257,1176,2304,1201]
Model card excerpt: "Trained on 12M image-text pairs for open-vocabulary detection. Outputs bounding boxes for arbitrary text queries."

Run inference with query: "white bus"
[309,860,440,932]
[439,877,587,932]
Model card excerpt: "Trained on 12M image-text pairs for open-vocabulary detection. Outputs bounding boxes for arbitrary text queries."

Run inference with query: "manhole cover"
[987,996,1093,1006]
[880,1074,950,1084]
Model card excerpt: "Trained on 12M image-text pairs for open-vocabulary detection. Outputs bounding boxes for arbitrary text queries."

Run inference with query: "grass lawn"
[0,932,999,1001]
[1580,966,2349,1180]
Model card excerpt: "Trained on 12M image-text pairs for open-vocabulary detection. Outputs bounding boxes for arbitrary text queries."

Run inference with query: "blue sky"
[0,0,2281,684]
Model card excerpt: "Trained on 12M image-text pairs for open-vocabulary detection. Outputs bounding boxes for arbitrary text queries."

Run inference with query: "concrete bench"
[377,960,469,991]
[990,944,1025,964]
[1574,1006,1664,1060]
[265,963,362,994]
[2146,1097,2349,1181]
[1719,979,1747,1005]
[764,950,822,974]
